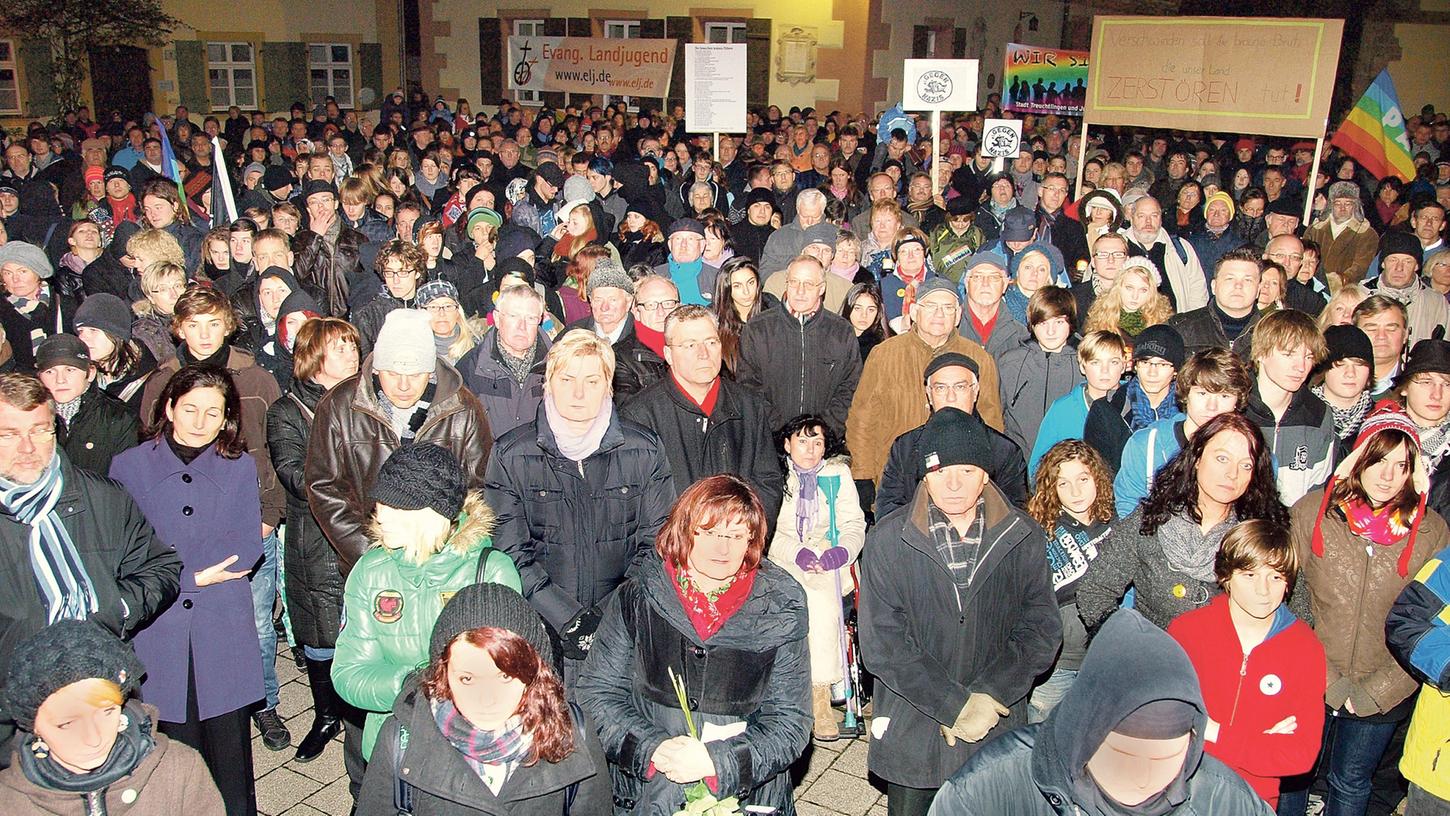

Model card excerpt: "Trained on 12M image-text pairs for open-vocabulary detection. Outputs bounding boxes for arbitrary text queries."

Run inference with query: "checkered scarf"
[927,499,986,595]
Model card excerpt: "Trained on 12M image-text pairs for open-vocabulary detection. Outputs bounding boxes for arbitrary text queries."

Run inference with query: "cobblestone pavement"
[254,642,889,815]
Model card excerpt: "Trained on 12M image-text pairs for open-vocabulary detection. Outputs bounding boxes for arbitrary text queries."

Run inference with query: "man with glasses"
[1072,232,1130,320]
[1036,172,1089,276]
[459,284,550,439]
[958,250,1029,355]
[1304,181,1378,288]
[1264,233,1329,315]
[352,240,426,356]
[620,304,783,526]
[612,275,678,402]
[0,372,179,753]
[739,256,862,434]
[1085,324,1185,472]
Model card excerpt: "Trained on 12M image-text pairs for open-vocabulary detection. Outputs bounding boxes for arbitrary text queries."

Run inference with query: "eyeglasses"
[425,303,458,314]
[785,278,823,291]
[1267,252,1304,262]
[1410,375,1450,390]
[1041,186,1070,194]
[636,299,679,312]
[669,338,721,354]
[382,268,415,281]
[915,302,959,315]
[929,382,976,396]
[1136,359,1175,371]
[693,527,748,545]
[1094,251,1128,261]
[0,427,56,446]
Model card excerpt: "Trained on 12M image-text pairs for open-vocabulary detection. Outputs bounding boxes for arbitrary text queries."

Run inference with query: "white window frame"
[603,20,642,111]
[206,41,256,112]
[0,40,19,115]
[926,30,938,57]
[513,19,545,106]
[309,43,354,108]
[704,22,747,44]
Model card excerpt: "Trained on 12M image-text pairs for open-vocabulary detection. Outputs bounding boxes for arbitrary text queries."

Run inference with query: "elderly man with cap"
[307,308,493,574]
[928,608,1272,815]
[0,241,73,372]
[761,188,829,275]
[1305,181,1380,288]
[847,276,1003,490]
[1367,229,1450,348]
[651,217,714,306]
[762,223,852,310]
[1188,189,1247,278]
[458,282,551,440]
[565,256,635,345]
[509,160,565,239]
[972,173,1031,244]
[292,179,372,316]
[738,255,862,434]
[957,249,1030,356]
[1124,192,1209,312]
[860,406,1061,816]
[1083,323,1184,466]
[929,195,987,285]
[877,353,1029,518]
[34,333,136,477]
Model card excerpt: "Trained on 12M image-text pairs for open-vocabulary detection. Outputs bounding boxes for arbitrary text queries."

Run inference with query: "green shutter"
[19,39,57,116]
[174,40,208,112]
[477,21,502,105]
[262,41,307,115]
[745,19,771,109]
[359,42,384,110]
[665,16,690,111]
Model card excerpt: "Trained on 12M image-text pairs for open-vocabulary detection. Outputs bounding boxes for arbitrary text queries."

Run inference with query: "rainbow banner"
[1003,43,1089,116]
[1331,69,1415,182]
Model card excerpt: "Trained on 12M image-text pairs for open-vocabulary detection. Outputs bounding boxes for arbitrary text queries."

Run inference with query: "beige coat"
[1304,216,1379,290]
[768,458,867,684]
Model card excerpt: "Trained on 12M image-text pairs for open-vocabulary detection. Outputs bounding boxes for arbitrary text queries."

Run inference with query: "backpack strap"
[563,701,587,815]
[475,544,498,585]
[393,723,414,815]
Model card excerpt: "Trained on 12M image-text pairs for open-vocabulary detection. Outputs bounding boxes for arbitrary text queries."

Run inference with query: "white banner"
[902,59,979,111]
[979,119,1023,157]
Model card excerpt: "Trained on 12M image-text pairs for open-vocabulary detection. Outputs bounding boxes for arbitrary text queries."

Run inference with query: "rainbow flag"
[150,113,187,204]
[1331,69,1416,182]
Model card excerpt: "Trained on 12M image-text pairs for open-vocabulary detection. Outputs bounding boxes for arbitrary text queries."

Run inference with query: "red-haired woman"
[576,474,811,814]
[358,583,610,815]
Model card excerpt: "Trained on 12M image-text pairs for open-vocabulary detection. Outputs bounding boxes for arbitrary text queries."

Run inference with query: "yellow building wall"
[1384,23,1450,115]
[428,0,850,114]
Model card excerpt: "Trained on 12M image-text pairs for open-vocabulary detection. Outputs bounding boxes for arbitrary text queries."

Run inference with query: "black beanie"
[1321,324,1374,370]
[369,442,466,521]
[1114,698,1198,739]
[1379,230,1424,269]
[1132,324,1186,369]
[74,293,135,342]
[1,620,144,730]
[919,407,992,473]
[429,583,555,669]
[923,352,979,383]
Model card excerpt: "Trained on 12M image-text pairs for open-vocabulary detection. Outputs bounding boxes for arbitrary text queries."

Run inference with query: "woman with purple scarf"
[768,415,866,741]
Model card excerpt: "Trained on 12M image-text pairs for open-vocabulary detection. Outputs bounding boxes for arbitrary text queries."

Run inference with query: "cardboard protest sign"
[508,36,676,97]
[1086,16,1342,138]
[1004,44,1090,116]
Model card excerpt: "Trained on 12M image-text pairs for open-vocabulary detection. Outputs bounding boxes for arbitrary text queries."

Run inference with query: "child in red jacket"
[1168,518,1326,808]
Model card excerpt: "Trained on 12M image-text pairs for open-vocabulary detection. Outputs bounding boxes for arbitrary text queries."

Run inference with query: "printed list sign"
[685,44,747,133]
[1086,16,1343,138]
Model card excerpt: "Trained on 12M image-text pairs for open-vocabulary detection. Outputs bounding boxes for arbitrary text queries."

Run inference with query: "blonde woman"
[132,261,188,363]
[332,443,522,763]
[1083,256,1173,339]
[1317,284,1369,331]
[417,279,487,363]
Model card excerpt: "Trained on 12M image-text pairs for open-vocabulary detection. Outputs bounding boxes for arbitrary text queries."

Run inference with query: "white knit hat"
[373,309,437,375]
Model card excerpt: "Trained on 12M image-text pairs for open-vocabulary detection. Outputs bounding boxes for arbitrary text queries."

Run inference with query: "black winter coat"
[267,378,344,648]
[860,483,1061,789]
[876,422,1029,518]
[360,676,611,816]
[576,558,810,815]
[484,407,675,634]
[619,377,784,531]
[1165,303,1261,360]
[56,386,140,477]
[611,332,668,404]
[736,306,862,435]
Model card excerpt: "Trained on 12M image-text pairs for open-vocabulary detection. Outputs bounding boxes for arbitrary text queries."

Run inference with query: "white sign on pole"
[685,44,747,134]
[902,59,979,112]
[979,119,1023,158]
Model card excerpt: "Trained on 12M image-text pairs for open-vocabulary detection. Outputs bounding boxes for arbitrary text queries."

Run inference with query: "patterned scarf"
[666,561,757,641]
[496,337,537,385]
[1341,497,1419,547]
[431,698,531,783]
[1415,417,1450,471]
[6,280,51,315]
[790,459,824,543]
[927,499,986,595]
[1118,309,1148,337]
[0,454,98,623]
[375,377,436,441]
[1126,379,1177,433]
[1312,385,1372,441]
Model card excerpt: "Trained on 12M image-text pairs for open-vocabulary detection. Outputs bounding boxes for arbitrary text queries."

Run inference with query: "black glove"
[560,606,603,660]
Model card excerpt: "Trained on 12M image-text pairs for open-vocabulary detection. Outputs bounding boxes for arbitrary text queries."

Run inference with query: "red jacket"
[1167,593,1326,807]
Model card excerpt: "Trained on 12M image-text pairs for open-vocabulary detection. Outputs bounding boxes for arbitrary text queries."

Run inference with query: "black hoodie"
[928,609,1273,815]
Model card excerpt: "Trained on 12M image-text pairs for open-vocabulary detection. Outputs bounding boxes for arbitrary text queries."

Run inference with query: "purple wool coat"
[110,438,264,723]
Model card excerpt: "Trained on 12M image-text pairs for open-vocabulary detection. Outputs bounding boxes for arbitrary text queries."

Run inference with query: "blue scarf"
[1125,379,1178,433]
[0,455,98,623]
[668,257,707,305]
[1002,285,1030,325]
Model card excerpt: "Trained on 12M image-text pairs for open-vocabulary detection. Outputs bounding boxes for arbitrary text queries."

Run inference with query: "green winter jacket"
[332,494,522,758]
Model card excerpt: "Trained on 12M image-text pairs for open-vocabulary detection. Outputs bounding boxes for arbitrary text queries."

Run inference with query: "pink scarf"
[543,392,613,462]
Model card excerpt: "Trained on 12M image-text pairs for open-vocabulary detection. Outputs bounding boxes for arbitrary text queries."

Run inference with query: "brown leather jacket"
[305,355,493,576]
[139,346,284,526]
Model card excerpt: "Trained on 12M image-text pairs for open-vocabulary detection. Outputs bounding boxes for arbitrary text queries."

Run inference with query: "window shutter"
[634,19,666,112]
[665,16,691,112]
[540,18,567,107]
[567,18,591,36]
[953,28,967,59]
[745,19,770,113]
[912,26,929,59]
[478,20,502,105]
[359,42,384,110]
[19,39,56,116]
[173,40,208,113]
[262,41,307,114]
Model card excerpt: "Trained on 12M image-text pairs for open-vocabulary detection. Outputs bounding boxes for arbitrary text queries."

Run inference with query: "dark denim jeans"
[1278,709,1401,816]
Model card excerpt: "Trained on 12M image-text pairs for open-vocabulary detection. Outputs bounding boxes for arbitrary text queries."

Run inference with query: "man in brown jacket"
[136,285,292,749]
[305,308,493,577]
[846,278,1002,485]
[1304,181,1379,289]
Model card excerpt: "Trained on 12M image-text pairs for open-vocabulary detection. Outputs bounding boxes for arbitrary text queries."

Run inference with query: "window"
[0,41,17,114]
[513,19,545,105]
[602,21,641,111]
[704,22,746,44]
[926,30,937,57]
[309,43,353,108]
[207,42,256,111]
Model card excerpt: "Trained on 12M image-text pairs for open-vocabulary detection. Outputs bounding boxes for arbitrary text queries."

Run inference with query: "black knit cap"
[74,293,135,342]
[1132,324,1185,368]
[1380,230,1424,269]
[1,620,144,730]
[429,583,555,669]
[368,442,466,521]
[919,406,992,473]
[301,179,339,202]
[1398,338,1450,385]
[1321,324,1374,370]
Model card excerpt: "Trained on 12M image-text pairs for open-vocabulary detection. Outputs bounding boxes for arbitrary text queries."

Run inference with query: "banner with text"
[507,36,676,97]
[1085,16,1342,138]
[1003,43,1089,116]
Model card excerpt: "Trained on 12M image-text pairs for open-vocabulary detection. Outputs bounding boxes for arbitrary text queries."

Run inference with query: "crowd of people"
[0,85,1447,816]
